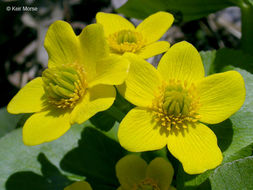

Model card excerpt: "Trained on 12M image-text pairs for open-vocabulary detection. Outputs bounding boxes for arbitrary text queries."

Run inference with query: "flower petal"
[7,78,46,114]
[96,12,135,37]
[136,41,170,59]
[117,53,162,108]
[169,186,176,190]
[118,108,167,152]
[78,23,109,80]
[88,54,130,87]
[197,71,246,124]
[167,123,223,174]
[64,181,92,190]
[116,155,147,189]
[23,108,71,145]
[70,85,116,124]
[146,157,174,190]
[136,12,174,44]
[44,21,80,68]
[157,41,205,84]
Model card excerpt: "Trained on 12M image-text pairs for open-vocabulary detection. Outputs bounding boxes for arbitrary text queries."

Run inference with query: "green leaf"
[209,156,253,190]
[200,50,216,76]
[213,49,253,74]
[0,107,23,138]
[60,127,127,190]
[117,0,234,22]
[0,122,87,190]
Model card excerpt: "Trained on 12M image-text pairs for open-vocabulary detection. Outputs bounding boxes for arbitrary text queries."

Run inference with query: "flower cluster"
[8,11,246,189]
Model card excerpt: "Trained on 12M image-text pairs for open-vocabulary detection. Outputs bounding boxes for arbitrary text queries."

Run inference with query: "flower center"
[133,178,160,190]
[108,29,145,53]
[42,64,87,109]
[152,80,200,131]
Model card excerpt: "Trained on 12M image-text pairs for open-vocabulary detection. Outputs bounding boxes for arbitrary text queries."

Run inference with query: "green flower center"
[152,80,200,131]
[42,64,86,108]
[108,29,145,53]
[133,178,160,190]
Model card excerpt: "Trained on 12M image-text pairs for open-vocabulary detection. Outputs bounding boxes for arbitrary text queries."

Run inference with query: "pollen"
[133,178,160,190]
[152,80,200,131]
[42,64,87,109]
[108,29,145,53]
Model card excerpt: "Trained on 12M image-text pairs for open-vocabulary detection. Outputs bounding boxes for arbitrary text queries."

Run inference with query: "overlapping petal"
[136,41,170,59]
[78,23,109,79]
[146,158,174,190]
[96,12,135,37]
[7,77,46,114]
[44,21,80,68]
[117,53,162,108]
[136,11,174,44]
[23,108,71,146]
[158,41,205,83]
[64,181,92,190]
[167,123,223,174]
[118,108,167,152]
[116,155,147,190]
[70,85,116,124]
[88,54,130,87]
[197,71,246,124]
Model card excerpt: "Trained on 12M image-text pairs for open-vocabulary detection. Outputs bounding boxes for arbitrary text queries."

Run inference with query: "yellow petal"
[96,12,135,37]
[64,181,92,190]
[117,53,162,108]
[44,21,80,68]
[70,85,116,124]
[23,108,71,145]
[116,155,147,189]
[197,71,246,124]
[136,41,170,59]
[146,158,174,190]
[157,41,205,84]
[7,78,46,114]
[78,23,109,80]
[167,123,223,174]
[136,12,174,44]
[169,186,177,190]
[118,108,167,152]
[88,54,130,87]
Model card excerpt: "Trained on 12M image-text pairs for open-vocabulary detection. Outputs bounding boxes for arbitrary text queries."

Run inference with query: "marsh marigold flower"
[96,11,174,59]
[118,41,246,174]
[7,21,129,146]
[64,181,92,190]
[116,155,176,190]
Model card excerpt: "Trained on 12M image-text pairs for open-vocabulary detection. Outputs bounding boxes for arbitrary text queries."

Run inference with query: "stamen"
[151,80,200,131]
[42,64,87,109]
[133,178,160,190]
[108,29,146,53]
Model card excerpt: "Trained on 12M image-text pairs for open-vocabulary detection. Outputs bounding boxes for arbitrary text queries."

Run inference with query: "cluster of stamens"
[42,64,87,109]
[108,29,145,53]
[132,178,160,190]
[151,80,200,131]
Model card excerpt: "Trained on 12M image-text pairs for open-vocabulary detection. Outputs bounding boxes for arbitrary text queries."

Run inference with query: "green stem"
[240,1,253,55]
[106,105,126,122]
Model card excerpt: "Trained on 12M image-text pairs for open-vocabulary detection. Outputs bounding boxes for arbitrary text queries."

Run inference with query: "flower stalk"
[241,1,253,55]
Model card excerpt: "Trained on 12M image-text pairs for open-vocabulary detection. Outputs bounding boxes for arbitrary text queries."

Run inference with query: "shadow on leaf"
[60,127,127,190]
[5,153,71,190]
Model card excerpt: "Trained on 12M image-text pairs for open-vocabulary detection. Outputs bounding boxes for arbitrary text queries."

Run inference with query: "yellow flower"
[116,155,176,190]
[117,41,246,174]
[64,181,92,190]
[96,11,174,59]
[7,21,129,146]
